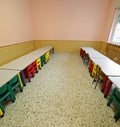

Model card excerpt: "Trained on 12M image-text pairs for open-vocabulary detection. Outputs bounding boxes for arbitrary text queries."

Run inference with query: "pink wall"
[30,0,111,41]
[103,0,116,42]
[0,0,118,46]
[0,0,33,46]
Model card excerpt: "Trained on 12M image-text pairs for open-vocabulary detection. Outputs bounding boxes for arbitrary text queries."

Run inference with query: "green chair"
[8,74,23,99]
[107,87,120,122]
[0,84,15,114]
[41,54,46,67]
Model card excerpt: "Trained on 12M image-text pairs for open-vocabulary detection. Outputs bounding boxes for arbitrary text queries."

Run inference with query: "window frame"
[108,9,120,45]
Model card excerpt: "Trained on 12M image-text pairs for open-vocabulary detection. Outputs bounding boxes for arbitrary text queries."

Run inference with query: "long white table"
[81,47,120,97]
[0,46,54,115]
[0,46,53,71]
[81,47,106,58]
[91,56,120,97]
[0,46,54,86]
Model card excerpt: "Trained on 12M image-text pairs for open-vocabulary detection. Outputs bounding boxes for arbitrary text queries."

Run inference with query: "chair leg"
[0,103,5,113]
[107,98,113,106]
[17,74,23,92]
[18,84,23,92]
[92,79,95,84]
[31,71,35,77]
[7,85,16,102]
[9,94,15,102]
[39,64,41,69]
[94,78,99,89]
[20,71,26,86]
[94,82,98,89]
[115,118,118,122]
[0,108,4,117]
[114,109,120,122]
[27,74,31,82]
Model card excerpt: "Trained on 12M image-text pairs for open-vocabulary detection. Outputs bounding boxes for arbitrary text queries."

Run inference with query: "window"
[108,9,120,45]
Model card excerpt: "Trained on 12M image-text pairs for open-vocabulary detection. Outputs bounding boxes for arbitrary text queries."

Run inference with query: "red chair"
[88,60,94,76]
[80,48,83,56]
[32,61,38,73]
[104,80,113,98]
[81,50,85,59]
[101,76,108,93]
[24,64,35,82]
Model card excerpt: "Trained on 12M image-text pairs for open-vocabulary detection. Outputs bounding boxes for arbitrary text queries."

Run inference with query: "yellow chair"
[91,63,97,77]
[36,58,41,70]
[45,51,50,63]
[0,109,4,117]
[92,65,105,89]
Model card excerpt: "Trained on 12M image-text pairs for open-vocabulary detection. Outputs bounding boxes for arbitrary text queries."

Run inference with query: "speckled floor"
[0,53,120,127]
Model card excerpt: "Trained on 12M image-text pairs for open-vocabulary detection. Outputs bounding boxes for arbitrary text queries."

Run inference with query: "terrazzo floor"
[0,53,120,127]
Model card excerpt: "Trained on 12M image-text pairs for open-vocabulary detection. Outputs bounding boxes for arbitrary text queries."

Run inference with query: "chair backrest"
[92,63,97,76]
[41,54,45,59]
[0,84,8,96]
[9,75,20,88]
[36,58,41,65]
[88,60,94,74]
[26,64,34,72]
[80,48,83,56]
[82,50,86,59]
[36,58,41,69]
[8,75,21,92]
[32,61,37,67]
[114,88,120,101]
[41,54,46,65]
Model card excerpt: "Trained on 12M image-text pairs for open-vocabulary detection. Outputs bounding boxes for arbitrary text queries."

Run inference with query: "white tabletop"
[81,47,95,51]
[81,47,106,58]
[91,57,120,76]
[108,77,120,89]
[0,46,53,70]
[88,51,106,58]
[0,69,19,87]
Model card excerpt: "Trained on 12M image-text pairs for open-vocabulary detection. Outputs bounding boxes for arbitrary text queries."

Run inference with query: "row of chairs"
[80,48,120,122]
[0,51,50,117]
[24,52,50,82]
[0,74,23,116]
